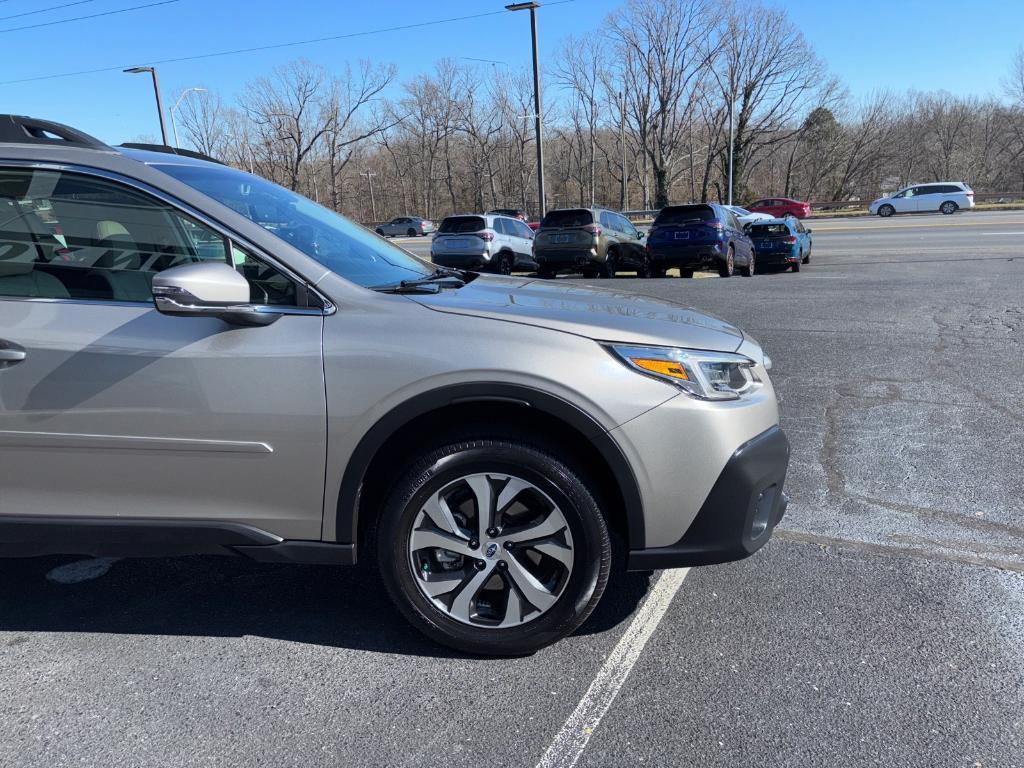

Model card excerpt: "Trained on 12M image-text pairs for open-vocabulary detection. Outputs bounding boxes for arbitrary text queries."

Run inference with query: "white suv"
[431,213,537,275]
[870,182,974,217]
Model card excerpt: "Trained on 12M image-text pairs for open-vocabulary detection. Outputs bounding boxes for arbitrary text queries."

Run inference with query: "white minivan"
[869,182,975,217]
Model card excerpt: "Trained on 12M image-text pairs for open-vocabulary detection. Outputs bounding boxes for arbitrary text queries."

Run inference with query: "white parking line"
[536,568,690,768]
[46,557,120,584]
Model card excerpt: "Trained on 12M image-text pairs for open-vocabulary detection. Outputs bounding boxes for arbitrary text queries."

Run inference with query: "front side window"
[0,168,224,303]
[152,161,432,288]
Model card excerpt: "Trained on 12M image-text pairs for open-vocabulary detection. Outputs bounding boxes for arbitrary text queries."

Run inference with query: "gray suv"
[532,207,647,278]
[0,116,789,655]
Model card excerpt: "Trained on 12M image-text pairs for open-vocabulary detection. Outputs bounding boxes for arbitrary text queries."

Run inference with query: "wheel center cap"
[484,542,499,559]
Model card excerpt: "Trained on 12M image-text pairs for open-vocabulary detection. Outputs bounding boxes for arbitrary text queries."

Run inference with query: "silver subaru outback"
[0,116,789,655]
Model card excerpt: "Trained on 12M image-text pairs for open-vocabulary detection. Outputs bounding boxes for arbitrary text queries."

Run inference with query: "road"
[2,211,1022,767]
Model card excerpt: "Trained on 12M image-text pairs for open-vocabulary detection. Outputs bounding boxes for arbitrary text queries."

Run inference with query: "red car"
[747,197,811,219]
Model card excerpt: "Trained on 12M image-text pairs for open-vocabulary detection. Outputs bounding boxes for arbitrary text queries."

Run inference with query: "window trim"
[0,160,335,316]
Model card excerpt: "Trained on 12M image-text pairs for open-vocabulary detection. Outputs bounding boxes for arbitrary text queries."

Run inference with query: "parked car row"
[428,203,810,279]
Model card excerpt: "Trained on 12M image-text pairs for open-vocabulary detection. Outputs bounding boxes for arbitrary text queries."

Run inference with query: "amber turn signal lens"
[629,357,689,380]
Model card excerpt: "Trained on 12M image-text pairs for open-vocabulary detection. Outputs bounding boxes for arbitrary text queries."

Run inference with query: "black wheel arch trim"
[335,382,645,557]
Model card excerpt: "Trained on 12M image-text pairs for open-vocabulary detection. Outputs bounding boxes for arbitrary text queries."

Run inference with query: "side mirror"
[743,223,752,232]
[152,262,279,327]
[806,228,813,233]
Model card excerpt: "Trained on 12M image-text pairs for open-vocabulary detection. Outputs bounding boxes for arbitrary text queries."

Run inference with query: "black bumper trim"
[627,426,790,570]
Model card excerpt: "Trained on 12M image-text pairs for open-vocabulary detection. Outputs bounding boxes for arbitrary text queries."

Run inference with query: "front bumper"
[627,425,790,570]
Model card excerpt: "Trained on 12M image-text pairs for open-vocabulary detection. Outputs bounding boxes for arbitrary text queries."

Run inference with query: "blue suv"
[645,203,755,278]
[746,218,812,272]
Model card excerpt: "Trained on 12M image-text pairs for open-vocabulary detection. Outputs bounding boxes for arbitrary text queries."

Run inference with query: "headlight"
[608,344,761,401]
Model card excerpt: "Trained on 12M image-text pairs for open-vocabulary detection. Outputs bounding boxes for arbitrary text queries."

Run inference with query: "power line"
[0,0,99,22]
[0,0,178,34]
[0,0,576,86]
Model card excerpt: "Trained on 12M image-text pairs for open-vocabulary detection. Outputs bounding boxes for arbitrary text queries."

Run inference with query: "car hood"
[408,275,745,352]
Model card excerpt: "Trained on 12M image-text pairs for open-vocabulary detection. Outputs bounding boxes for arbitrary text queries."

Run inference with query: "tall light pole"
[361,171,377,222]
[124,66,169,145]
[170,87,206,148]
[506,2,545,217]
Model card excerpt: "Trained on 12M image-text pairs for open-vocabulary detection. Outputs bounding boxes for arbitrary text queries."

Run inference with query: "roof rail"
[0,115,108,148]
[119,143,225,165]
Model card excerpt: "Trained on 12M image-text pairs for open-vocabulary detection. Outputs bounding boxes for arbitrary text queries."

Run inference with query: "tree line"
[174,0,1024,222]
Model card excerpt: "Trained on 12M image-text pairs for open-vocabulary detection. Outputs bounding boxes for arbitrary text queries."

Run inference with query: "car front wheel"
[377,439,611,656]
[878,204,895,217]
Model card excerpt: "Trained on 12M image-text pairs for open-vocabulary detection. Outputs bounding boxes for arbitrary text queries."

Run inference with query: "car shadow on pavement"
[0,555,652,658]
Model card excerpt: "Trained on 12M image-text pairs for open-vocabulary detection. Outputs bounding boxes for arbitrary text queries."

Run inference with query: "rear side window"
[655,205,717,225]
[494,218,511,235]
[541,209,593,228]
[439,216,485,233]
[749,223,791,236]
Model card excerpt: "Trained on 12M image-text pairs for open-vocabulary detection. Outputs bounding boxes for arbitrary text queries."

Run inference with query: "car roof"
[751,217,796,225]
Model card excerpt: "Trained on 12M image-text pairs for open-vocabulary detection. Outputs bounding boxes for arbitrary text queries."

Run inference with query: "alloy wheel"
[407,473,574,628]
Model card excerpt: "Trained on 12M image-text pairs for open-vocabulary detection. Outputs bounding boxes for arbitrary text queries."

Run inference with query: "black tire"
[878,204,895,218]
[739,249,755,277]
[679,269,694,279]
[376,439,611,656]
[718,246,735,278]
[375,228,384,235]
[802,248,810,264]
[494,252,513,275]
[407,228,417,237]
[792,256,801,273]
[634,253,659,278]
[599,250,618,279]
[537,267,556,279]
[940,201,958,215]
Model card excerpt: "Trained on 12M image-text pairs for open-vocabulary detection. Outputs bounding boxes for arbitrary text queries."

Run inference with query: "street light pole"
[506,2,545,217]
[124,66,169,146]
[362,171,377,222]
[170,87,206,148]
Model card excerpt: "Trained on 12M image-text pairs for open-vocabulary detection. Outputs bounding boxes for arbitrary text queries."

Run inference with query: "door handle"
[0,340,27,369]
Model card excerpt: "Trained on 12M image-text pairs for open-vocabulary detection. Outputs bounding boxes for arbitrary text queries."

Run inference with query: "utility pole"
[362,171,377,222]
[124,66,169,146]
[506,2,546,217]
[619,91,627,210]
[727,86,735,206]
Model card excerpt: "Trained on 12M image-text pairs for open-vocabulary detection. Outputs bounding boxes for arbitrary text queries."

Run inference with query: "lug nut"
[497,560,508,571]
[474,560,486,571]
[504,541,514,550]
[469,539,479,549]
[486,527,499,537]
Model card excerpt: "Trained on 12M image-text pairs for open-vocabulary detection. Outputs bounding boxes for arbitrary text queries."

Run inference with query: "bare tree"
[175,89,227,158]
[609,0,721,208]
[242,59,335,191]
[322,60,399,211]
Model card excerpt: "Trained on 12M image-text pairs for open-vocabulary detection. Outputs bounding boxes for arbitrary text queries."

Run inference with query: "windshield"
[750,223,791,235]
[152,162,433,287]
[439,216,486,233]
[656,205,716,225]
[541,209,593,228]
[729,206,751,216]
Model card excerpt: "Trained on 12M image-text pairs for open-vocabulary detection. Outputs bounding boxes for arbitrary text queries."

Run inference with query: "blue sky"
[2,0,1022,144]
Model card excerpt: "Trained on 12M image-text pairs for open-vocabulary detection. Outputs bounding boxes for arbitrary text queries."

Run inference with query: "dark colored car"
[747,218,812,272]
[747,197,811,219]
[486,208,530,222]
[645,203,755,278]
[532,208,646,278]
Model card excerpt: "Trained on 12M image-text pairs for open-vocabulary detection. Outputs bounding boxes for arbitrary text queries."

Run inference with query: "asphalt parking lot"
[2,211,1022,767]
